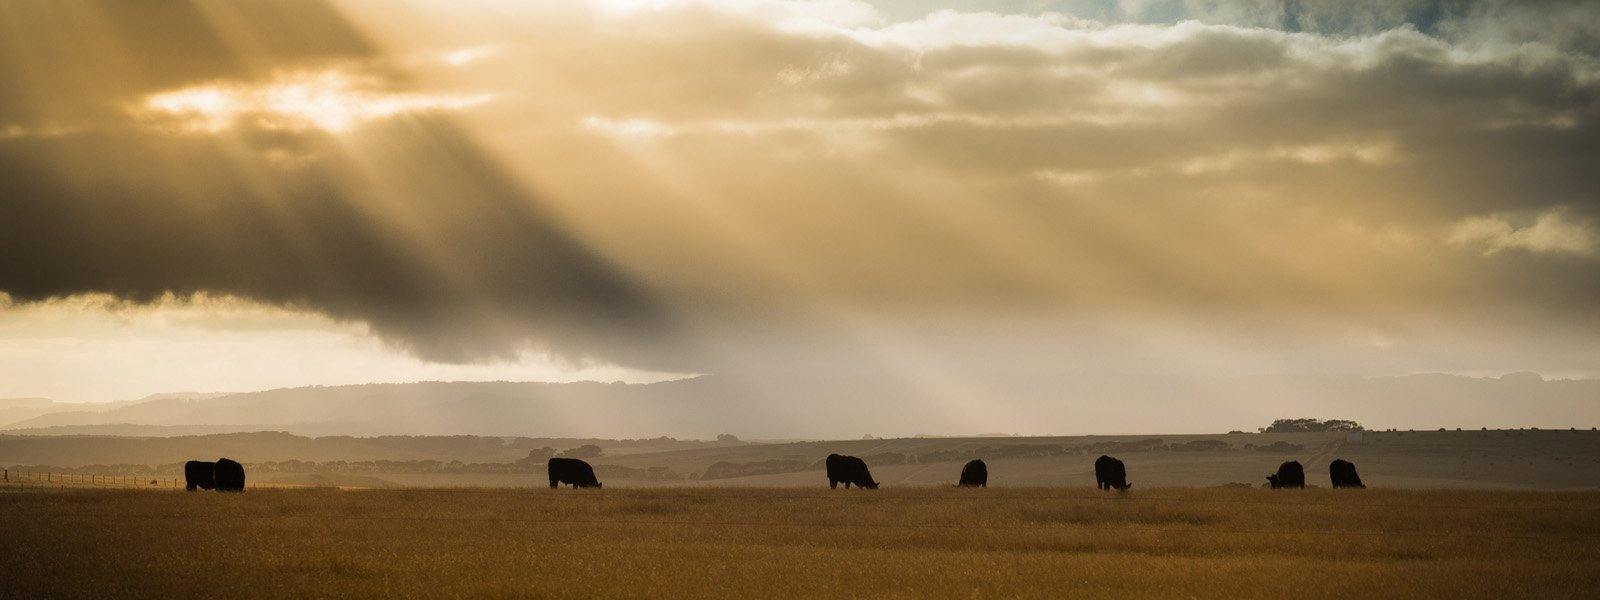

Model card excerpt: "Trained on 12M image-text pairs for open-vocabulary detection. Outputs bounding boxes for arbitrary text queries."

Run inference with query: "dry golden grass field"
[3,486,1598,599]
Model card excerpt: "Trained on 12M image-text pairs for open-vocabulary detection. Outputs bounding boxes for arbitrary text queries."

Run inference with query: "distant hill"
[0,430,723,467]
[3,379,753,438]
[0,396,190,428]
[0,398,59,428]
[0,424,283,437]
[0,393,229,429]
[1,376,950,438]
[4,373,1597,438]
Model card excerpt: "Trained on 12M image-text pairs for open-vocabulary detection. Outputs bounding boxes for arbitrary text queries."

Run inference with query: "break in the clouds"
[2,0,1598,391]
[138,69,494,134]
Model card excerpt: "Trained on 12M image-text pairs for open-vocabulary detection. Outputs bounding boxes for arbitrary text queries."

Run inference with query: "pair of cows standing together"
[184,458,246,492]
[1267,458,1366,489]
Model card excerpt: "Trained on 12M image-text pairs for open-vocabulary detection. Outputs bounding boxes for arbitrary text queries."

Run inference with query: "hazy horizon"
[5,371,1597,439]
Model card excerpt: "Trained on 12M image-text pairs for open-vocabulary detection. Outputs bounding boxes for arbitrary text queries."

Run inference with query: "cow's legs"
[550,480,559,489]
[829,479,837,489]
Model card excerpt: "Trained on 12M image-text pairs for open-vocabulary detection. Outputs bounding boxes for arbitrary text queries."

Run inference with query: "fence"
[0,469,315,491]
[1,469,181,490]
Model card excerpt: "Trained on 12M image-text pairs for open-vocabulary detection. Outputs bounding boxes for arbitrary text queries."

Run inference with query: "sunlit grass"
[2,486,1597,598]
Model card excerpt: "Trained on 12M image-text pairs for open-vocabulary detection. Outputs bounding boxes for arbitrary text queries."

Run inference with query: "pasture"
[248,429,1600,490]
[3,486,1598,598]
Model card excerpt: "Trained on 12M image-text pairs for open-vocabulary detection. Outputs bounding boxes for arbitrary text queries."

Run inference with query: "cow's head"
[1266,475,1280,487]
[1116,481,1132,491]
[864,481,880,490]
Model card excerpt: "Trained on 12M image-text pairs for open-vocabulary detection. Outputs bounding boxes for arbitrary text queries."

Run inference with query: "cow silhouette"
[548,457,602,488]
[825,454,878,489]
[214,458,246,492]
[957,459,987,487]
[1329,458,1365,488]
[184,460,216,491]
[1094,455,1131,491]
[1267,461,1305,488]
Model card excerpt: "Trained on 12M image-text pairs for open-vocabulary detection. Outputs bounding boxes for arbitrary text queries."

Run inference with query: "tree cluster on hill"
[698,459,811,480]
[911,438,1178,465]
[592,464,682,481]
[1259,418,1362,433]
[1244,441,1306,452]
[558,444,603,459]
[1169,439,1232,452]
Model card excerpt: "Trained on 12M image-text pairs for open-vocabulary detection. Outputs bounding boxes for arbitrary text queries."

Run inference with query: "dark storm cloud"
[0,120,681,366]
[0,1,681,367]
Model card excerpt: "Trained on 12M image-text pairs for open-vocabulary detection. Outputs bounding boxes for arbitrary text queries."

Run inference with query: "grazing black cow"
[548,457,602,488]
[957,459,987,487]
[1267,461,1306,489]
[184,460,216,491]
[825,454,878,489]
[1094,455,1132,491]
[1329,458,1365,488]
[214,458,246,492]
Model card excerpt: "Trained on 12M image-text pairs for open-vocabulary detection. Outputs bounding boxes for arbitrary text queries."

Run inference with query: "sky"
[0,1,1596,425]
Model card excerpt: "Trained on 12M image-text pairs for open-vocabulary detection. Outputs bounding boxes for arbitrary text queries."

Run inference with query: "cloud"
[0,1,687,369]
[595,0,883,30]
[1450,208,1600,259]
[2,0,1599,379]
[137,69,494,134]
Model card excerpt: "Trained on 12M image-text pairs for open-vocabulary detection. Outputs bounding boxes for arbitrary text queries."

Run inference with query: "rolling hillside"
[5,373,1599,439]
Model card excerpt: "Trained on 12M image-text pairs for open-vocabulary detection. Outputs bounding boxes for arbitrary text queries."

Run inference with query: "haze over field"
[2,0,1598,435]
